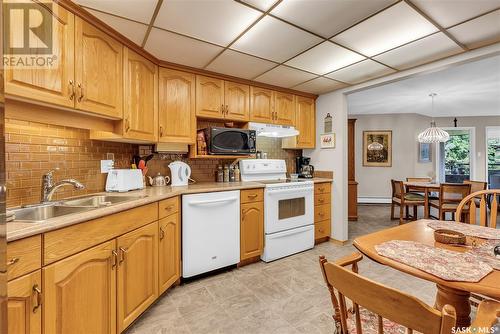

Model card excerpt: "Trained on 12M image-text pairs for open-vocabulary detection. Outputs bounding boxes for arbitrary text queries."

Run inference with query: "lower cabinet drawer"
[315,220,331,240]
[314,192,331,206]
[241,188,264,203]
[7,235,42,281]
[159,196,179,219]
[314,204,331,222]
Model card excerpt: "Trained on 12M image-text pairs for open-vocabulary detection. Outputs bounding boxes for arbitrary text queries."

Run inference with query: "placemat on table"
[427,221,500,240]
[375,240,493,282]
[467,240,500,270]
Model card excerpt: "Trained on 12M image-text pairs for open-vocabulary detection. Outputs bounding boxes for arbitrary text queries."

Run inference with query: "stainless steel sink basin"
[9,194,148,223]
[61,195,146,208]
[11,204,94,223]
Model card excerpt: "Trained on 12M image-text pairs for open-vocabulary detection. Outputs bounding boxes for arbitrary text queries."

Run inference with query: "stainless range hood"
[248,122,299,138]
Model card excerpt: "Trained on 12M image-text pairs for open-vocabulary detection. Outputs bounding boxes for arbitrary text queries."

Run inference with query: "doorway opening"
[436,127,476,183]
[486,126,500,188]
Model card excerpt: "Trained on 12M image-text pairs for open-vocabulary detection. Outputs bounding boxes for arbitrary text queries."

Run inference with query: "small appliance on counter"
[105,169,144,192]
[168,161,191,186]
[147,173,170,187]
[203,127,256,155]
[296,156,314,178]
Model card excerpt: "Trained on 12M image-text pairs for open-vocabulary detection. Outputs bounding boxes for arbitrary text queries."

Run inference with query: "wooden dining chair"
[391,180,425,225]
[429,183,471,221]
[456,189,499,228]
[319,253,457,334]
[319,253,500,334]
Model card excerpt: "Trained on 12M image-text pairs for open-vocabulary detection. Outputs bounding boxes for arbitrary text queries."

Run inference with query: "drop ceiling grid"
[75,0,500,93]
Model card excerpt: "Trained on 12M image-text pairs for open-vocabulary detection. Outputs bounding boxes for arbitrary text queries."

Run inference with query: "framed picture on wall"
[418,142,432,163]
[363,130,392,167]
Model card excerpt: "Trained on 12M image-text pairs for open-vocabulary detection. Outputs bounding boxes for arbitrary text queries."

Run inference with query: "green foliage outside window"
[488,137,500,171]
[444,134,470,175]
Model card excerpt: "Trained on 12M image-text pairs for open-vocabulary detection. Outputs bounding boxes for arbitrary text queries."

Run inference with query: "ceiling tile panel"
[412,0,500,28]
[331,2,438,57]
[75,0,157,24]
[373,33,463,70]
[240,0,278,11]
[447,9,500,48]
[271,0,395,38]
[293,77,347,95]
[231,16,323,62]
[285,41,365,75]
[145,28,223,68]
[154,0,261,46]
[86,9,148,45]
[206,50,277,79]
[254,66,316,88]
[326,60,395,84]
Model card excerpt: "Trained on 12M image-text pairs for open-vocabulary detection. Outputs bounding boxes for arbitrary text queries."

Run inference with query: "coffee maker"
[295,156,314,178]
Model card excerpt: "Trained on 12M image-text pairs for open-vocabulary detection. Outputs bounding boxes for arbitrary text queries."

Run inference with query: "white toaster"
[105,169,144,192]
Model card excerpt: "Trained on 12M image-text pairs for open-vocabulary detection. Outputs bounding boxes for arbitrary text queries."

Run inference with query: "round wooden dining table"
[353,219,500,327]
[404,182,440,218]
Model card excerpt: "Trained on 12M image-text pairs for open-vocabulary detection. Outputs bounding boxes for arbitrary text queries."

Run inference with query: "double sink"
[11,194,147,223]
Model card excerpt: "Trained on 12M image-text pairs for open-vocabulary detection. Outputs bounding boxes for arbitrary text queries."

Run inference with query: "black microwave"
[203,127,256,155]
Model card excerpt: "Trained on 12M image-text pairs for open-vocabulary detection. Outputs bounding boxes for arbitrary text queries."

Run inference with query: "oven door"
[264,186,313,234]
[210,129,255,154]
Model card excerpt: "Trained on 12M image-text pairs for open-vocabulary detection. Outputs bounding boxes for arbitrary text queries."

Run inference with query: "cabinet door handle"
[225,105,229,115]
[160,227,165,240]
[247,194,258,199]
[77,83,84,102]
[112,250,118,269]
[7,257,19,266]
[125,118,130,132]
[164,205,173,212]
[159,126,164,137]
[119,247,126,264]
[221,104,224,115]
[69,80,75,100]
[32,284,42,313]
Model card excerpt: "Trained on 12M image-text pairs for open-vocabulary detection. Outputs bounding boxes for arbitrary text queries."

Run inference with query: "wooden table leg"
[434,284,471,327]
[424,189,430,219]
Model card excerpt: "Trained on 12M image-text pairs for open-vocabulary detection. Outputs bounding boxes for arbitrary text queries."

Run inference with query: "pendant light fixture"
[418,93,450,143]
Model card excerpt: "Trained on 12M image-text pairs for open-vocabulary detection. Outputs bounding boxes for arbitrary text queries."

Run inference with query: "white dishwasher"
[182,190,240,278]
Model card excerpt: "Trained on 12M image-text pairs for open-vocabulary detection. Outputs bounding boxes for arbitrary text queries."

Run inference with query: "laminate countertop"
[7,178,332,242]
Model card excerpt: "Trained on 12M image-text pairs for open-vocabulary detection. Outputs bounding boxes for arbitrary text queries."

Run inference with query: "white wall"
[305,43,500,242]
[351,113,434,200]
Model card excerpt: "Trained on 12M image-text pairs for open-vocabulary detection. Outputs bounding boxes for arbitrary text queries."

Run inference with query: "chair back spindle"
[456,189,499,228]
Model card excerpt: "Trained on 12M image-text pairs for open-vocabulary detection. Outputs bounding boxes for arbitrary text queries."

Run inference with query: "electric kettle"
[168,161,191,187]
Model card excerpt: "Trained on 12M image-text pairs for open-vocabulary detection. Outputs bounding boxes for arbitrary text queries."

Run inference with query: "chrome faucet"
[41,169,85,202]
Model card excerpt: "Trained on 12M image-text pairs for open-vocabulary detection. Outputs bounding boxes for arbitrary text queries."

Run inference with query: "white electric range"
[239,159,314,262]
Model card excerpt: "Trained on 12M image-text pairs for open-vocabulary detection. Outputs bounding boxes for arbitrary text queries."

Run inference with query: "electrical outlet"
[101,160,114,173]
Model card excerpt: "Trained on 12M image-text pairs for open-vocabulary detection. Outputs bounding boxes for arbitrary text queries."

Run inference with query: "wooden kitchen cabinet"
[159,68,196,143]
[250,87,274,123]
[314,182,332,243]
[196,75,225,119]
[8,271,42,334]
[274,92,295,126]
[240,201,264,261]
[158,213,180,294]
[43,240,117,334]
[224,81,249,121]
[117,222,158,332]
[75,17,123,118]
[5,1,75,108]
[7,235,41,281]
[122,48,158,142]
[282,96,315,149]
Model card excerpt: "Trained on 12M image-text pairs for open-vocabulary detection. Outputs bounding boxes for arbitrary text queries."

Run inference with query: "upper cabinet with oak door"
[75,17,123,118]
[196,75,249,122]
[159,68,196,144]
[282,96,316,149]
[4,1,75,108]
[122,48,158,142]
[274,92,295,126]
[249,87,274,123]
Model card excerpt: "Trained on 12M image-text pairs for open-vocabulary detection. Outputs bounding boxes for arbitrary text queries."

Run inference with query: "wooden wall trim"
[55,0,318,100]
[6,98,115,132]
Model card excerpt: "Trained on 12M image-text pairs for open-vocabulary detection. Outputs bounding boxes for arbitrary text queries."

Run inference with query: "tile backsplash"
[5,119,137,207]
[6,119,302,207]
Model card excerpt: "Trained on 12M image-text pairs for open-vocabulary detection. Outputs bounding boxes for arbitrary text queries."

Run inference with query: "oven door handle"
[188,198,238,206]
[266,188,313,195]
